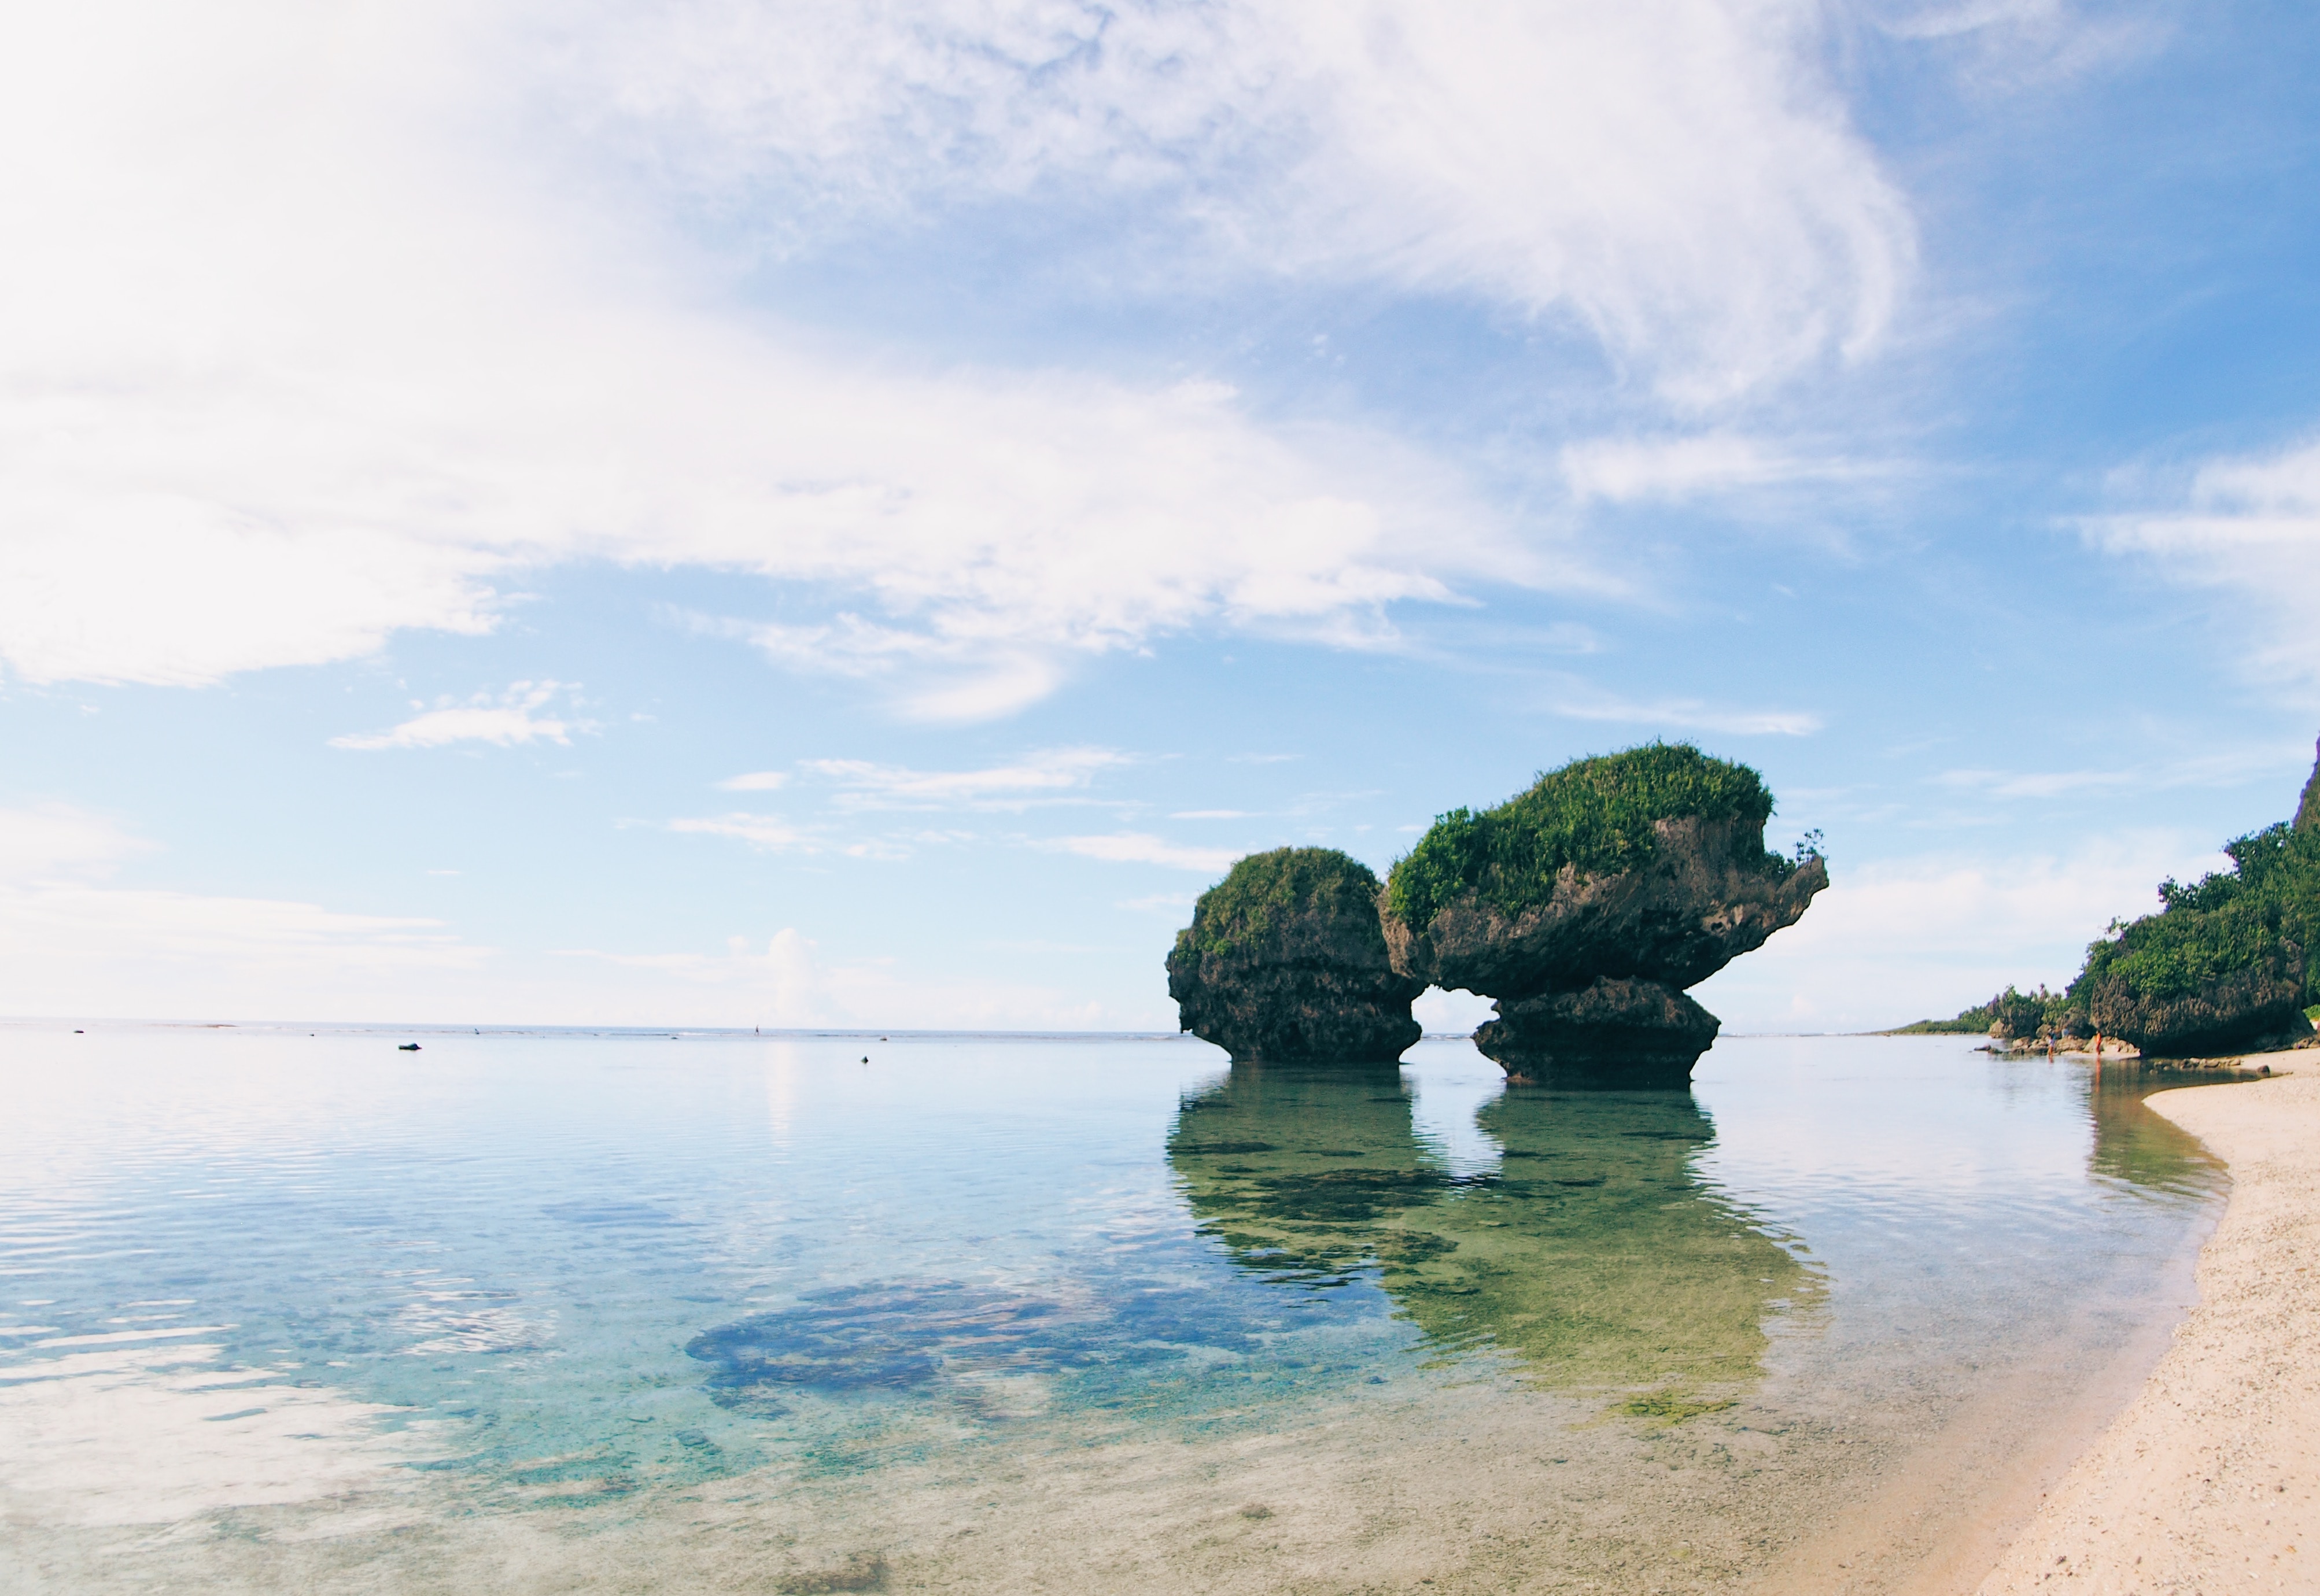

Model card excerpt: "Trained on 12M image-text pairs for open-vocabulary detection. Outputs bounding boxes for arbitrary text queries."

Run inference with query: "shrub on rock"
[1382,744,1825,1085]
[1167,847,1423,1063]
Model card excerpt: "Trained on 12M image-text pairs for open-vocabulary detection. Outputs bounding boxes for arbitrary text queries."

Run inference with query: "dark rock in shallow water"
[1383,745,1825,1085]
[1474,977,1722,1086]
[1168,848,1423,1063]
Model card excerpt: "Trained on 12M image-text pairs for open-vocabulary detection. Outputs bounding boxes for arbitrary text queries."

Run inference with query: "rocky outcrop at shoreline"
[1167,847,1423,1063]
[1382,747,1825,1085]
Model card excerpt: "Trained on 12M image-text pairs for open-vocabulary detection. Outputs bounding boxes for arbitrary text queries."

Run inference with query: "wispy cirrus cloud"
[1545,679,1824,737]
[2088,435,2320,690]
[549,929,1116,1030]
[331,682,585,752]
[1049,834,1245,873]
[1934,741,2314,801]
[1559,433,1893,506]
[666,813,820,853]
[1,0,1924,712]
[576,0,1915,402]
[0,805,490,1019]
[802,748,1131,810]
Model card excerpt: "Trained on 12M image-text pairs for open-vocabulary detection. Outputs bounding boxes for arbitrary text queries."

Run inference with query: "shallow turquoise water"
[0,1027,2228,1591]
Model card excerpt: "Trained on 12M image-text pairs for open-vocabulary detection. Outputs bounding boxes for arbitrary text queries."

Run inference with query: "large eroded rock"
[1168,848,1423,1064]
[1382,749,1825,1084]
[1383,815,1826,1000]
[2087,954,2309,1059]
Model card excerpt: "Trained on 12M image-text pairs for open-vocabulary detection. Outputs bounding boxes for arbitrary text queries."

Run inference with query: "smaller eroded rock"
[1474,978,1721,1087]
[1168,848,1423,1064]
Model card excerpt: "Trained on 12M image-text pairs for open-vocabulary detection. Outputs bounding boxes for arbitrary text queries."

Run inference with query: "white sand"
[1976,1065,2320,1594]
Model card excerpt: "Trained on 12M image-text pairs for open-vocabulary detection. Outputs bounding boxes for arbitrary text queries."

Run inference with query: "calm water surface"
[0,1027,2228,1593]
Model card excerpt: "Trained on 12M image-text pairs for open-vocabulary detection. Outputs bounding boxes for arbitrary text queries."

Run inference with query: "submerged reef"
[1382,744,1825,1085]
[1167,847,1424,1063]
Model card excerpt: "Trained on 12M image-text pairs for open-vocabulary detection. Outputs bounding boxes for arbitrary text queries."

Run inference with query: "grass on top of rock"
[1178,847,1387,960]
[1385,743,1805,932]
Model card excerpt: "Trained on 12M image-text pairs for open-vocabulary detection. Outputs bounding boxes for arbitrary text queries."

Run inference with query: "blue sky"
[4,0,2318,1033]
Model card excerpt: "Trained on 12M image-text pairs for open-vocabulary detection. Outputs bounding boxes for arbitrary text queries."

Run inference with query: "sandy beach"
[1976,1062,2320,1594]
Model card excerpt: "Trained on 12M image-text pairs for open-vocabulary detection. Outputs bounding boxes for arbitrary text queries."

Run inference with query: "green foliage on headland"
[1890,747,2320,1044]
[1385,743,1803,932]
[2082,821,2320,1009]
[1177,847,1386,960]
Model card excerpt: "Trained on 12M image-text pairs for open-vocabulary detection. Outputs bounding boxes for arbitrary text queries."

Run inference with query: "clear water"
[0,1026,2227,1593]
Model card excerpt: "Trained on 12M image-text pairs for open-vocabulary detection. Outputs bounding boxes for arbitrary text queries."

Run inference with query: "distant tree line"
[1892,747,2320,1054]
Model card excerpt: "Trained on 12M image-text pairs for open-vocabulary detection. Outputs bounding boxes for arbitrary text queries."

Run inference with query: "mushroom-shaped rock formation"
[1382,744,1826,1085]
[1167,848,1425,1063]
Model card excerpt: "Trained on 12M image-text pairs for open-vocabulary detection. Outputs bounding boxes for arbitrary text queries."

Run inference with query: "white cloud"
[551,928,1115,1029]
[713,771,790,791]
[1050,833,1244,874]
[0,804,156,882]
[1691,831,2224,1034]
[0,0,1534,710]
[331,682,581,751]
[801,747,1129,808]
[1170,810,1253,820]
[1546,680,1824,737]
[0,806,493,1020]
[575,0,1914,402]
[2089,436,2320,691]
[1559,434,1887,505]
[1117,892,1195,914]
[666,812,819,852]
[0,0,1926,710]
[1932,744,2307,801]
[1935,767,2138,801]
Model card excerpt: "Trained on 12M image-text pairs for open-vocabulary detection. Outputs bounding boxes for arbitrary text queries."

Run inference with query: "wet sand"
[1976,1062,2320,1594]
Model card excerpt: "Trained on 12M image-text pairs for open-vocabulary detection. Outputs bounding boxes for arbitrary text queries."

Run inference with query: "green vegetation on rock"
[1167,847,1422,1063]
[2082,827,2317,1008]
[1176,847,1387,961]
[2067,818,2319,1051]
[1889,741,2320,1054]
[1385,743,1794,932]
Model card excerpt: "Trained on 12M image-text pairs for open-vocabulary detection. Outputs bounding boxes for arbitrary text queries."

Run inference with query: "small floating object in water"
[861,1055,869,1064]
[399,1043,421,1051]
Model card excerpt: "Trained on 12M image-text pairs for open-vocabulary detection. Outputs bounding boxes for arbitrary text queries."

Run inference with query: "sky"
[4,0,2319,1035]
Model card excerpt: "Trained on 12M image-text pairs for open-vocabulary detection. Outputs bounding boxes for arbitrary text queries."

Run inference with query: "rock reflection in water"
[1169,1064,1823,1410]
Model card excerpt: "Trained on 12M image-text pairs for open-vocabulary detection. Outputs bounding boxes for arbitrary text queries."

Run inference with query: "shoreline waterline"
[1974,1059,2320,1594]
